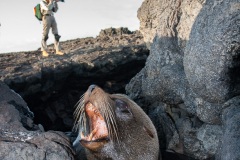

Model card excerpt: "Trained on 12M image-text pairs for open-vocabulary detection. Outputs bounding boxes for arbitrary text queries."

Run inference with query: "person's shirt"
[40,0,58,16]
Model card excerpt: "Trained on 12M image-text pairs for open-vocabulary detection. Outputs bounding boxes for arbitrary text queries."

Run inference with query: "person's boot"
[42,51,49,57]
[56,50,64,55]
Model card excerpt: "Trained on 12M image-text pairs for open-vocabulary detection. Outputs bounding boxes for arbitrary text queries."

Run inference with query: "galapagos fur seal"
[73,85,160,160]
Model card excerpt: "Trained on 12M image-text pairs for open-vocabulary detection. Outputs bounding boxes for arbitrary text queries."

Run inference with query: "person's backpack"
[34,4,42,21]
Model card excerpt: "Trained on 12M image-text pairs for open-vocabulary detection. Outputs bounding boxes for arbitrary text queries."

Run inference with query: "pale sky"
[0,0,144,53]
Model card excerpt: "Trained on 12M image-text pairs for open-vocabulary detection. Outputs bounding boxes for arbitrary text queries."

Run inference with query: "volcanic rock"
[127,0,240,159]
[0,82,75,160]
[0,27,148,131]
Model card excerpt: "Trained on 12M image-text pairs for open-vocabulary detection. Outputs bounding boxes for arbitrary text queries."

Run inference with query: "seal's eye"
[115,99,131,114]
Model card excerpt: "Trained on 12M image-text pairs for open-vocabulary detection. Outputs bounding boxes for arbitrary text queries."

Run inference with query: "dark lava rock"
[217,96,240,160]
[127,0,240,159]
[184,0,240,103]
[0,82,75,160]
[0,27,148,132]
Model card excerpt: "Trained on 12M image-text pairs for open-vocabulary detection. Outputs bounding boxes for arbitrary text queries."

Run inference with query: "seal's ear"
[144,126,154,139]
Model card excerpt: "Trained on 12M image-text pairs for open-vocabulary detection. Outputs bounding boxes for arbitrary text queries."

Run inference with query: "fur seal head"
[73,85,160,160]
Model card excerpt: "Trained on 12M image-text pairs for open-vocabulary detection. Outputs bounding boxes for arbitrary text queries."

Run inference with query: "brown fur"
[73,85,160,160]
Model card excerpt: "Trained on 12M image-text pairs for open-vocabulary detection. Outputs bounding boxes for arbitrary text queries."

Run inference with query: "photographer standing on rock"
[40,0,64,57]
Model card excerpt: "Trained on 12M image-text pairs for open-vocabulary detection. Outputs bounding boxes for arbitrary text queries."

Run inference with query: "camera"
[53,0,64,2]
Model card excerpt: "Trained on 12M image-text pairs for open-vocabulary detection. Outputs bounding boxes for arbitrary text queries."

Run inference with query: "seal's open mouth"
[80,102,109,151]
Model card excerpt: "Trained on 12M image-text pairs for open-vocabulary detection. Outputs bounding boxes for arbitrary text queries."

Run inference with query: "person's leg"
[41,16,51,56]
[51,17,64,55]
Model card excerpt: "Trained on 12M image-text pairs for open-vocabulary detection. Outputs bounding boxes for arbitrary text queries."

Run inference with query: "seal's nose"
[88,84,96,93]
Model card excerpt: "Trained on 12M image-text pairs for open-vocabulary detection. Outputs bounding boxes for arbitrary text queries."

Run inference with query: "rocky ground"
[0,27,148,131]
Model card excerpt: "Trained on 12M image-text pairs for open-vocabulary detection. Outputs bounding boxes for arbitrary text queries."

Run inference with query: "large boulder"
[132,0,205,105]
[127,0,240,159]
[184,0,240,103]
[138,0,204,50]
[217,96,240,160]
[0,82,75,160]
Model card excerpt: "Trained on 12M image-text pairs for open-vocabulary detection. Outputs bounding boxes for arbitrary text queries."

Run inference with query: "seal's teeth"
[92,128,98,134]
[89,128,98,141]
[81,132,85,139]
[89,132,93,140]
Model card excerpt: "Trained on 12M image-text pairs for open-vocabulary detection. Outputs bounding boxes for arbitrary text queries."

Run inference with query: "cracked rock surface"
[0,82,75,160]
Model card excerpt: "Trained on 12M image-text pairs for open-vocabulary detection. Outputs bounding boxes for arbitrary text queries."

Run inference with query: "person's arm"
[53,1,58,13]
[40,0,54,11]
